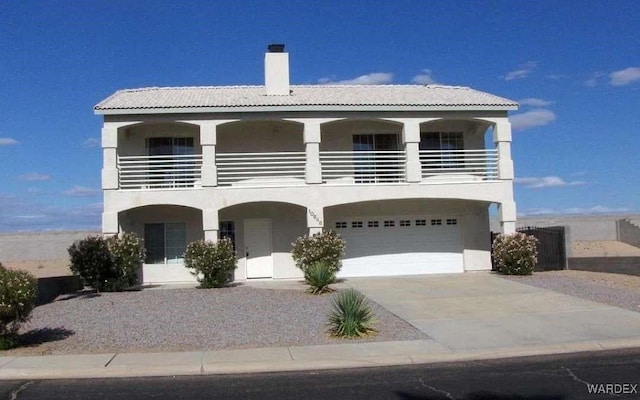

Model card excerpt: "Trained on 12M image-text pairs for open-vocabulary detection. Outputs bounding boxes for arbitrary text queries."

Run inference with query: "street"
[1,348,639,399]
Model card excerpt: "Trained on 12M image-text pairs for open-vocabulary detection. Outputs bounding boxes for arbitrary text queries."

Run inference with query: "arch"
[218,200,308,213]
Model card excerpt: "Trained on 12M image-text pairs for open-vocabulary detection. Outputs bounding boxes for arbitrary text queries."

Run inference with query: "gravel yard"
[4,285,427,356]
[500,270,640,313]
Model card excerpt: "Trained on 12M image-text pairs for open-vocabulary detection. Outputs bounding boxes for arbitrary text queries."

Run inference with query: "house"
[94,44,518,285]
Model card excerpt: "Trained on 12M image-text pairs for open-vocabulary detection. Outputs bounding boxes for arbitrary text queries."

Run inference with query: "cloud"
[319,72,393,85]
[0,138,18,146]
[411,69,437,85]
[510,109,556,131]
[515,176,585,189]
[585,72,606,87]
[63,186,100,197]
[520,205,630,216]
[609,67,640,86]
[0,194,102,231]
[83,137,100,148]
[503,61,537,81]
[17,173,51,181]
[518,98,553,107]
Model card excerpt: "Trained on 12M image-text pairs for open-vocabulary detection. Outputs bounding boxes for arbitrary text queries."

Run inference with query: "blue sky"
[0,0,638,232]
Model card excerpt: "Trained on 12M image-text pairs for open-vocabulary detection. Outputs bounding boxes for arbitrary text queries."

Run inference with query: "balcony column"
[402,120,422,183]
[493,119,516,233]
[203,208,219,241]
[102,211,119,236]
[101,124,119,190]
[307,207,324,235]
[199,122,218,187]
[303,120,322,184]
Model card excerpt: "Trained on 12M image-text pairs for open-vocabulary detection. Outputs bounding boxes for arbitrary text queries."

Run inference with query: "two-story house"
[95,45,518,285]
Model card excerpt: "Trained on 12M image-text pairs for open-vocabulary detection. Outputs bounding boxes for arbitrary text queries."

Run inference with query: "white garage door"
[333,216,463,277]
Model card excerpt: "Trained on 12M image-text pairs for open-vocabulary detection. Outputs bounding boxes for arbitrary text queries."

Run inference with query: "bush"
[304,260,336,295]
[0,264,38,349]
[492,232,539,275]
[68,233,144,292]
[184,238,237,288]
[327,288,376,338]
[291,230,346,275]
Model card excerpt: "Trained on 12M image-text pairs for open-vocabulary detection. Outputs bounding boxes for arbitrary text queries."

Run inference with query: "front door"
[244,219,273,278]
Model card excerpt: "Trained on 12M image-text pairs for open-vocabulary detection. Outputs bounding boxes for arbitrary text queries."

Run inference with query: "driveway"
[345,272,640,351]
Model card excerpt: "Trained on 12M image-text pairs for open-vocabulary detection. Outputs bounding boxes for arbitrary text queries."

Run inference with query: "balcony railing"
[216,152,306,186]
[117,155,203,190]
[420,149,498,181]
[320,151,407,184]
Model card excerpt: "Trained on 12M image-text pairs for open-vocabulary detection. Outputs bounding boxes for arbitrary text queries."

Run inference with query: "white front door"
[244,219,273,279]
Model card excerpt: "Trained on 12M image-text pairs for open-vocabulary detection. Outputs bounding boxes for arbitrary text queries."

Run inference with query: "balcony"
[115,149,498,190]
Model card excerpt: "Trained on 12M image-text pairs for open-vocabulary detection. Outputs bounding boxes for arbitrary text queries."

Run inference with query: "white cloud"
[515,176,585,189]
[585,72,606,87]
[518,98,553,107]
[83,137,100,148]
[63,186,100,197]
[0,195,102,231]
[17,173,51,181]
[411,69,437,85]
[503,61,537,81]
[519,205,630,216]
[0,138,18,146]
[609,67,640,86]
[320,72,393,85]
[510,109,556,131]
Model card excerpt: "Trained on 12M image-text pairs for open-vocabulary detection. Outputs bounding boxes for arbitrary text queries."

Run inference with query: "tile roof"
[94,84,518,114]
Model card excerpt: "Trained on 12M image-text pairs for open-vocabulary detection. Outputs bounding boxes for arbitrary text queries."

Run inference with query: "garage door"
[332,216,463,277]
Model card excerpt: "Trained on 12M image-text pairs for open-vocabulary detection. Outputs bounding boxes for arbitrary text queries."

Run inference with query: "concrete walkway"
[1,273,640,380]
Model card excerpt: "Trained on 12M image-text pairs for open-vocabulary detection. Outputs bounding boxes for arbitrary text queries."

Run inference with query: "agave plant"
[304,260,336,295]
[327,288,377,338]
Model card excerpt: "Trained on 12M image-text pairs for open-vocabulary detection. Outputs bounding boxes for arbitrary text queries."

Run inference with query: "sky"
[0,0,639,232]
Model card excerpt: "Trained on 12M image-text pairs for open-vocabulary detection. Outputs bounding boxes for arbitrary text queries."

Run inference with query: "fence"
[491,226,566,271]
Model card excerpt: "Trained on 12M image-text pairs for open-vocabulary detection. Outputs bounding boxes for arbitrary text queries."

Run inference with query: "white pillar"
[402,120,422,183]
[101,125,119,190]
[307,207,324,235]
[499,201,517,234]
[493,119,517,234]
[199,122,218,187]
[303,121,322,184]
[102,211,119,236]
[203,208,219,241]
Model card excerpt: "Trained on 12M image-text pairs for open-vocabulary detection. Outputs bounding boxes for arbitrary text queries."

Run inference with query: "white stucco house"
[95,44,518,285]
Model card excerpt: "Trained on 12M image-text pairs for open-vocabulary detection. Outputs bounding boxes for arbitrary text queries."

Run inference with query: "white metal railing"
[118,154,203,189]
[216,152,306,186]
[320,151,407,184]
[420,149,498,181]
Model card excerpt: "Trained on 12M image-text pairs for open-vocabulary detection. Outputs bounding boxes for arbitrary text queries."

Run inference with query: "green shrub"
[0,265,38,349]
[327,288,376,338]
[304,260,336,295]
[184,238,237,288]
[291,230,346,275]
[492,232,539,275]
[68,233,144,292]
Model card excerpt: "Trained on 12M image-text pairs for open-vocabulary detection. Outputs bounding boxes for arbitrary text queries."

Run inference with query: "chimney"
[265,44,290,96]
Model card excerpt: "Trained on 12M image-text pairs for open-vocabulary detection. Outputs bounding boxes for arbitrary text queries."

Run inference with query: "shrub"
[327,288,376,338]
[291,230,346,275]
[184,238,237,288]
[0,265,38,349]
[304,260,336,295]
[492,232,539,275]
[68,233,144,292]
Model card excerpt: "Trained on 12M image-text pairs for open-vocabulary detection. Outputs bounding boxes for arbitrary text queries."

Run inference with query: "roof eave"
[94,104,519,116]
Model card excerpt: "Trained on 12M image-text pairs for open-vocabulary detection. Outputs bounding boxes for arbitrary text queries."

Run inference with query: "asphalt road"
[1,349,639,399]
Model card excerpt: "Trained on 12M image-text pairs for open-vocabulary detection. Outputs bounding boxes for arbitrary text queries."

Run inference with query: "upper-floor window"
[420,132,464,168]
[146,137,194,156]
[146,138,195,188]
[353,134,400,183]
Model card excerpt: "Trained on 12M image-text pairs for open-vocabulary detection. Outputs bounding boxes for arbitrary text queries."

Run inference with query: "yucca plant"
[304,260,336,295]
[327,289,377,338]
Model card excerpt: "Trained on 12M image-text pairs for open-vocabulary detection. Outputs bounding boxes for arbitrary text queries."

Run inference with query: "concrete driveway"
[345,272,640,351]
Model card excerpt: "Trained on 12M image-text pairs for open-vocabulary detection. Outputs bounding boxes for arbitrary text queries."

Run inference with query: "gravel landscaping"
[500,270,640,313]
[4,285,427,356]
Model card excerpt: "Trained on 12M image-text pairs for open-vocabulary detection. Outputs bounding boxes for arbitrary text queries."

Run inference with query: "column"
[102,211,119,236]
[402,120,422,183]
[303,120,322,184]
[307,207,324,235]
[493,119,517,233]
[199,122,218,187]
[101,124,119,190]
[203,208,219,242]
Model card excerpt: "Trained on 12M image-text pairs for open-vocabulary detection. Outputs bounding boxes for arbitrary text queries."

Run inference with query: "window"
[352,221,363,228]
[352,134,401,183]
[400,220,411,227]
[144,222,187,264]
[219,221,236,249]
[431,219,442,226]
[415,219,426,226]
[367,221,379,228]
[419,132,464,170]
[384,220,395,227]
[446,218,458,225]
[335,221,347,229]
[146,137,195,188]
